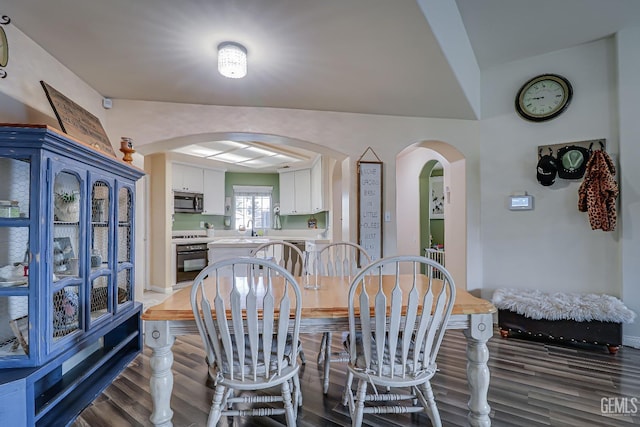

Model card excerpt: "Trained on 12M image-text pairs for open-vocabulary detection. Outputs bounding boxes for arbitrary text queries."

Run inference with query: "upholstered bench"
[492,288,636,354]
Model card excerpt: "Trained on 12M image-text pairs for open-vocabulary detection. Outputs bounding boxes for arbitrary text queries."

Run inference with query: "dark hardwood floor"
[73,329,640,426]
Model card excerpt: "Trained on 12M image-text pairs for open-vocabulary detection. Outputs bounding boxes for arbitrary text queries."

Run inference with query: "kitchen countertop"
[208,238,271,248]
[172,236,331,245]
[172,237,216,245]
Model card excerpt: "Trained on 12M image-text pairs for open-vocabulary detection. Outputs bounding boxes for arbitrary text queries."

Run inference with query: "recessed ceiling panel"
[241,158,276,168]
[172,145,223,157]
[200,140,248,151]
[212,152,252,163]
[243,146,278,157]
[273,154,302,163]
[169,137,314,171]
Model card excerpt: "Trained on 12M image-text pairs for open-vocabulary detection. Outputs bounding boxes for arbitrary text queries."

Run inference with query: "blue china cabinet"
[0,124,144,426]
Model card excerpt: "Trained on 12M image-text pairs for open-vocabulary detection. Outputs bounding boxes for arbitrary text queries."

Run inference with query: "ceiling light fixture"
[217,42,247,79]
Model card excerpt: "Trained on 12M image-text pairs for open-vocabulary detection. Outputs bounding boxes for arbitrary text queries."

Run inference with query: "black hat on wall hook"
[556,145,590,179]
[536,147,557,186]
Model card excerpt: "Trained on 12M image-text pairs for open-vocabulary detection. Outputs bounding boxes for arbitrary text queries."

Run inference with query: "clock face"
[516,74,572,122]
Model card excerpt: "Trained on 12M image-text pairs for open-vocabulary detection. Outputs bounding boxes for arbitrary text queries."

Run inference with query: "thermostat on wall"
[509,194,534,211]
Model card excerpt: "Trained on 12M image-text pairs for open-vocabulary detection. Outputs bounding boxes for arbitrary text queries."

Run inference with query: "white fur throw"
[492,288,636,324]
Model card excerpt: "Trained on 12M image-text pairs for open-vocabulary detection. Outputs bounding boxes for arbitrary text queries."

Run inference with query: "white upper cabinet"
[202,168,225,215]
[279,168,311,215]
[310,156,325,213]
[279,170,296,214]
[172,163,204,193]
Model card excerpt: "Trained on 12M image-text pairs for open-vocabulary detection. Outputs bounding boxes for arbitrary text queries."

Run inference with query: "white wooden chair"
[190,257,303,426]
[342,255,456,427]
[252,240,307,365]
[251,240,305,277]
[313,241,371,394]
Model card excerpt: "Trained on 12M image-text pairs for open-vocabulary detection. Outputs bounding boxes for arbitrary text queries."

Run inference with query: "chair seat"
[346,333,436,380]
[215,333,295,377]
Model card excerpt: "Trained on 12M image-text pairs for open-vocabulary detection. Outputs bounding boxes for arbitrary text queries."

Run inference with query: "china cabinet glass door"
[116,186,134,309]
[90,180,112,322]
[0,155,31,359]
[52,169,83,341]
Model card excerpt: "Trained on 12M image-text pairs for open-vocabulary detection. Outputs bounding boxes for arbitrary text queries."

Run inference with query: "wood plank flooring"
[73,329,640,426]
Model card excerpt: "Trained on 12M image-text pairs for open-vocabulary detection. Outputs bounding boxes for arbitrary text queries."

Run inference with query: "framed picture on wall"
[429,176,444,219]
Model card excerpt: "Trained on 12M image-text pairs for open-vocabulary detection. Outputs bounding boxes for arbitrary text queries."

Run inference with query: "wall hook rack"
[537,138,606,182]
[537,138,606,157]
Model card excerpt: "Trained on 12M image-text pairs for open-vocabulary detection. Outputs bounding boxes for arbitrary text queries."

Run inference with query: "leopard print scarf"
[578,150,618,231]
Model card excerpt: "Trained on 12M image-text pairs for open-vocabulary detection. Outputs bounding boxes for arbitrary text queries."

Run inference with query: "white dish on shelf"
[0,278,28,287]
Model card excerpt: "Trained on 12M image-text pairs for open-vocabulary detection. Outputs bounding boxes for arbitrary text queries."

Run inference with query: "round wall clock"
[515,74,572,122]
[0,15,10,78]
[0,26,7,68]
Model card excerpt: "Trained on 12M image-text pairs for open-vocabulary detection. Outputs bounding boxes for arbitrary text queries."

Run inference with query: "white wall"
[105,101,481,282]
[0,23,106,126]
[616,27,640,346]
[480,38,620,294]
[480,37,640,347]
[1,25,637,345]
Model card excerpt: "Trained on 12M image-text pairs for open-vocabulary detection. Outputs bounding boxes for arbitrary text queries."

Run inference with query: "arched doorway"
[396,141,467,289]
[420,161,445,274]
[420,160,444,252]
[137,132,351,292]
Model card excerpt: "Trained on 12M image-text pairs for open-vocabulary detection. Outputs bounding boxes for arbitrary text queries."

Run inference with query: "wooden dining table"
[142,275,497,427]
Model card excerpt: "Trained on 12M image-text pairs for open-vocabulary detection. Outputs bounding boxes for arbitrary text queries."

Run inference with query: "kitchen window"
[233,185,272,230]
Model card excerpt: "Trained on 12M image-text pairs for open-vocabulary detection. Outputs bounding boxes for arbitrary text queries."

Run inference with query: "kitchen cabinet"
[208,238,270,264]
[0,124,144,426]
[311,156,325,213]
[279,168,311,215]
[202,168,225,215]
[172,163,203,193]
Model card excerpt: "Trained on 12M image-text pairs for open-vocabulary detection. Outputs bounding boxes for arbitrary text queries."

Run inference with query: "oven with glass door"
[176,243,208,282]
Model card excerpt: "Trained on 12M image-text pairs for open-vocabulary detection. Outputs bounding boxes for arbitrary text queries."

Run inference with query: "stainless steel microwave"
[174,191,203,213]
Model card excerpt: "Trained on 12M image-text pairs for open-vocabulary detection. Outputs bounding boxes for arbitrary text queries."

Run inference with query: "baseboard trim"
[623,335,640,349]
[148,285,174,294]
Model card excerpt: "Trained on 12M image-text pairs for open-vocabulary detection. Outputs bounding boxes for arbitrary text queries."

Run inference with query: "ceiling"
[4,0,640,169]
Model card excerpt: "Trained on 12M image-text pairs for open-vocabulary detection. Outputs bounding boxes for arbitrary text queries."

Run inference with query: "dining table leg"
[463,312,493,427]
[323,331,334,394]
[145,320,176,427]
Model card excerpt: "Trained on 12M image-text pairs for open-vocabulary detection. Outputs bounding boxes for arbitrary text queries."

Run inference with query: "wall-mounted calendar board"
[357,154,383,263]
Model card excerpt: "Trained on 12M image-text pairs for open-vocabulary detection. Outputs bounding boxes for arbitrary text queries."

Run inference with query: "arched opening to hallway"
[396,141,467,289]
[420,160,445,269]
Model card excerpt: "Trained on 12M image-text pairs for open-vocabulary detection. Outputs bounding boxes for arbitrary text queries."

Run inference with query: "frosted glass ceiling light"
[217,42,247,78]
